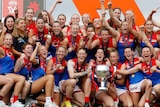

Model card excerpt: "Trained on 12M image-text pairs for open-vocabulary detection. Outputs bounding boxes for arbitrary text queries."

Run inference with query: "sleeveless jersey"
[65,35,82,61]
[49,35,63,57]
[140,32,158,48]
[99,37,115,58]
[52,57,68,86]
[124,58,144,84]
[31,58,46,81]
[117,32,135,63]
[0,46,14,74]
[16,58,32,80]
[141,59,160,86]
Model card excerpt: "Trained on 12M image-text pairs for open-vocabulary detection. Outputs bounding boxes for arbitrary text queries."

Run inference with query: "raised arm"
[108,0,121,27]
[86,32,99,49]
[48,0,62,17]
[102,12,120,41]
[128,17,142,43]
[30,42,41,64]
[87,38,99,50]
[100,0,105,14]
[147,7,160,28]
[47,0,62,27]
[139,25,156,57]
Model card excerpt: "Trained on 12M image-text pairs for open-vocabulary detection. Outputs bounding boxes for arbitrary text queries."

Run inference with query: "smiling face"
[5,17,15,31]
[52,22,61,35]
[22,44,33,58]
[95,49,104,62]
[41,11,49,23]
[124,47,133,61]
[86,26,95,36]
[71,14,80,24]
[56,46,66,60]
[3,33,13,48]
[17,19,26,31]
[125,10,134,22]
[144,20,154,33]
[25,8,34,21]
[36,18,45,32]
[101,29,110,43]
[93,18,102,28]
[109,51,119,65]
[121,21,129,34]
[141,47,152,62]
[38,45,48,59]
[57,14,66,27]
[77,49,87,64]
[113,8,121,20]
[71,23,80,37]
[82,13,90,25]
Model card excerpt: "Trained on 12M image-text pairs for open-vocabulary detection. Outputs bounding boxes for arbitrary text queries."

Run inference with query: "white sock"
[46,97,52,103]
[114,101,119,107]
[144,102,150,107]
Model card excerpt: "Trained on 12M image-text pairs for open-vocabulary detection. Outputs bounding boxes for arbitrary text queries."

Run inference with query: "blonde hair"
[12,18,27,37]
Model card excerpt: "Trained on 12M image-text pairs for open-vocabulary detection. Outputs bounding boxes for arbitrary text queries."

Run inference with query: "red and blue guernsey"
[141,59,160,86]
[65,35,82,61]
[49,35,63,57]
[31,58,47,81]
[117,33,136,63]
[0,46,14,74]
[52,57,68,86]
[16,58,32,80]
[140,32,159,48]
[124,58,144,84]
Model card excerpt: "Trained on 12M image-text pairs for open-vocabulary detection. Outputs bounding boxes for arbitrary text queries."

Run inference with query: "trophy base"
[99,87,108,91]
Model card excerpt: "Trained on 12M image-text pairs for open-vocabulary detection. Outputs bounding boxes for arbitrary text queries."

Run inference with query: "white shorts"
[152,86,158,98]
[54,85,60,93]
[116,88,128,97]
[129,79,145,93]
[59,80,82,95]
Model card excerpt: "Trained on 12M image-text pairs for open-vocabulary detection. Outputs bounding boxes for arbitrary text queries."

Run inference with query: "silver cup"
[96,65,110,90]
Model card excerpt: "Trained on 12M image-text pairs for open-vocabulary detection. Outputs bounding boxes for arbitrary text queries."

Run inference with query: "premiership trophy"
[96,65,111,90]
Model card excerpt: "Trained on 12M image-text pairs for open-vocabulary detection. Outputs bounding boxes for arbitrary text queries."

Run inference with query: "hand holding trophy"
[96,65,116,90]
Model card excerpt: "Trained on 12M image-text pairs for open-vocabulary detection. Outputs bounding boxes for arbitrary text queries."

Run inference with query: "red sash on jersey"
[52,57,66,73]
[119,32,135,46]
[51,35,63,48]
[146,32,158,45]
[141,59,156,75]
[1,46,14,60]
[40,58,47,72]
[124,57,140,69]
[23,58,32,71]
[66,35,82,51]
